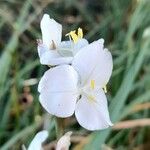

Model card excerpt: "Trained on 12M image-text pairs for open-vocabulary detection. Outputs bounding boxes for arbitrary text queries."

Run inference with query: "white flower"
[38,14,88,66]
[38,39,113,130]
[28,130,48,150]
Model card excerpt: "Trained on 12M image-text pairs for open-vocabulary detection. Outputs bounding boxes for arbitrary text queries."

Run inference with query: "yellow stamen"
[90,80,95,90]
[78,28,83,39]
[66,28,83,43]
[103,85,107,93]
[66,30,78,43]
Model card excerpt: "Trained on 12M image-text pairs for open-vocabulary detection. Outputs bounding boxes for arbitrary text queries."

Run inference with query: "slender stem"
[55,117,65,139]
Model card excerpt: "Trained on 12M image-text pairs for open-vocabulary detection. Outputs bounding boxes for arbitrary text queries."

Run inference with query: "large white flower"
[38,14,88,66]
[28,130,48,150]
[38,39,113,130]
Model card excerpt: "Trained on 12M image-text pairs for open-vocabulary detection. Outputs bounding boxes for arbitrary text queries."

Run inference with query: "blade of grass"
[0,0,32,100]
[0,120,42,150]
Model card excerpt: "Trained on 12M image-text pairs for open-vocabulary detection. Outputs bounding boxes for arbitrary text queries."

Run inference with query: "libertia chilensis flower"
[38,22,113,131]
[37,14,88,66]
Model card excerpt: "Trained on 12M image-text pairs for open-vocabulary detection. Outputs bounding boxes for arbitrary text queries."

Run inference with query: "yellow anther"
[66,28,83,43]
[90,80,95,90]
[78,28,83,39]
[103,85,107,93]
[88,95,95,102]
[66,30,78,43]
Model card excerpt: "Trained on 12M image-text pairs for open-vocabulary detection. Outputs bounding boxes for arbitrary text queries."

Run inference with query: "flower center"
[80,90,96,103]
[79,79,96,102]
[79,80,108,103]
[66,28,83,43]
[87,95,96,102]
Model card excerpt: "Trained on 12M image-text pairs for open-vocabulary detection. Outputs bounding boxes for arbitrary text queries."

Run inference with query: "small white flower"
[38,14,88,66]
[56,131,72,150]
[38,39,113,130]
[28,130,48,150]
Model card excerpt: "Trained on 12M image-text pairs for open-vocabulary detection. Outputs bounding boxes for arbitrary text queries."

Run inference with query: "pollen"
[90,80,95,90]
[103,85,107,93]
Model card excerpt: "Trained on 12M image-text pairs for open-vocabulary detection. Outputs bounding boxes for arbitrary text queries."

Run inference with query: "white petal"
[40,14,62,48]
[73,38,89,55]
[57,41,73,57]
[59,41,72,49]
[37,43,49,58]
[38,44,73,65]
[72,39,113,87]
[28,130,48,150]
[75,89,113,130]
[38,65,79,117]
[58,39,89,56]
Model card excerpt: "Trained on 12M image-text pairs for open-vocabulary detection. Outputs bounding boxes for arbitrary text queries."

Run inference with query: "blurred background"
[0,0,150,149]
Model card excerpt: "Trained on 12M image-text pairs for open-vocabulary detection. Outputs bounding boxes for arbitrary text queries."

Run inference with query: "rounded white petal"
[40,14,62,48]
[72,39,113,87]
[75,89,113,130]
[28,130,48,150]
[38,65,79,117]
[38,44,73,65]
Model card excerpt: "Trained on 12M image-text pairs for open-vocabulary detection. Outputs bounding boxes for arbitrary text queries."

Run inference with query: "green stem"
[55,117,65,139]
